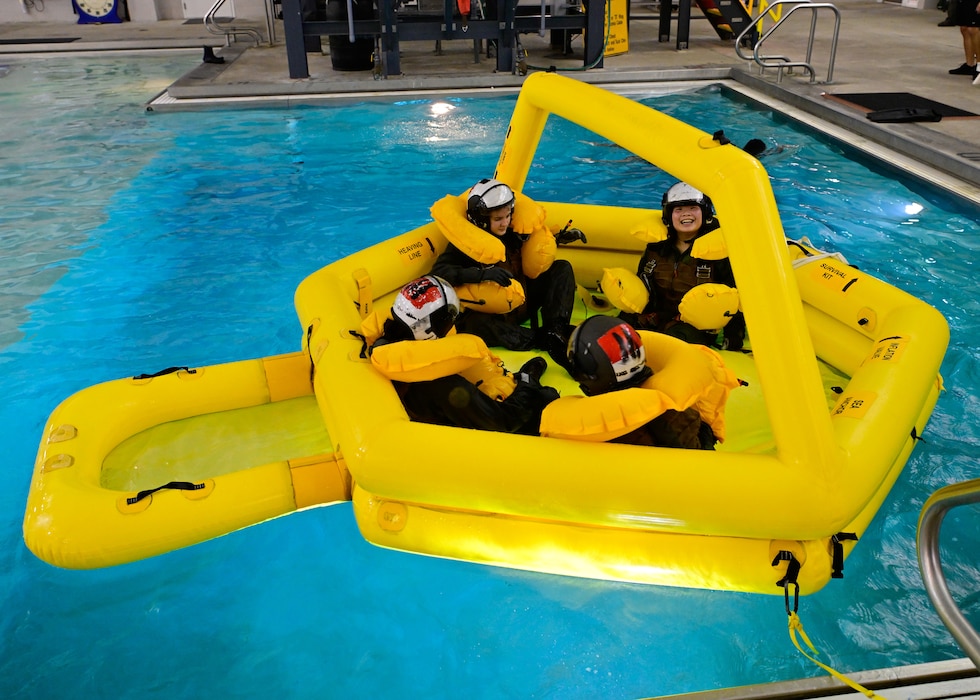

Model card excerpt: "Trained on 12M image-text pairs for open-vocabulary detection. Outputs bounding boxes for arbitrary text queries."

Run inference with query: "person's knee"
[553,259,574,279]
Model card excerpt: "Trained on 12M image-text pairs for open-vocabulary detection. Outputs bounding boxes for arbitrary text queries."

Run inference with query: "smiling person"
[620,182,745,350]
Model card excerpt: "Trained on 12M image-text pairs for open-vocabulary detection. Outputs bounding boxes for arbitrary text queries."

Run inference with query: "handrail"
[917,478,980,669]
[204,0,267,47]
[735,0,840,84]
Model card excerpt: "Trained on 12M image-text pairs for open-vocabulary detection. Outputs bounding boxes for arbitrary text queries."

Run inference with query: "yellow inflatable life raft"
[294,73,947,596]
[24,74,949,600]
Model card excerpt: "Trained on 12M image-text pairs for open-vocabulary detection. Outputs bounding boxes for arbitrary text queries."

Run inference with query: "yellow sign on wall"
[603,0,629,56]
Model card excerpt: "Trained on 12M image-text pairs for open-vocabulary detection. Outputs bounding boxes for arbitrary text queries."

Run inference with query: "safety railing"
[204,0,268,47]
[917,478,980,669]
[735,0,840,84]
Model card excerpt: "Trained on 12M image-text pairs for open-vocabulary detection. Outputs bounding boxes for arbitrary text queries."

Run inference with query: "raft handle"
[306,323,315,381]
[133,366,197,380]
[127,480,207,505]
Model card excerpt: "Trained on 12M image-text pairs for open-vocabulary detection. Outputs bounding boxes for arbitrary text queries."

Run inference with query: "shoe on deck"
[949,63,977,75]
[938,18,957,26]
[517,357,548,384]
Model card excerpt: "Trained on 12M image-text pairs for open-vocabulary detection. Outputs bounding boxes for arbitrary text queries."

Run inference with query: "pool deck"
[2,4,980,697]
[2,1,980,194]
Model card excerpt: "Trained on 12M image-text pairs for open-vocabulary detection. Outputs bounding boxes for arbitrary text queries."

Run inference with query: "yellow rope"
[787,612,885,699]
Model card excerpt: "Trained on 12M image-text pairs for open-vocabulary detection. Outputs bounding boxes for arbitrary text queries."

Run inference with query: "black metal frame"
[280,0,607,78]
[657,0,691,49]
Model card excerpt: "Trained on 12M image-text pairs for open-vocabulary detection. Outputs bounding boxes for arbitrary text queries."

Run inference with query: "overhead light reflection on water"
[430,102,455,117]
[425,101,460,142]
[905,202,924,216]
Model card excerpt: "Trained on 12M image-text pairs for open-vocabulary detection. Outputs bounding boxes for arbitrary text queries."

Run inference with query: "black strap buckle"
[831,532,858,579]
[772,549,802,613]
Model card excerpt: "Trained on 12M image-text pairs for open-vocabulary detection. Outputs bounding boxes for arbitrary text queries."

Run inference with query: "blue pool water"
[2,54,978,699]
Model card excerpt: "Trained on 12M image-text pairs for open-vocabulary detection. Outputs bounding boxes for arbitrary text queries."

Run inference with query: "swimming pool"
[2,53,978,699]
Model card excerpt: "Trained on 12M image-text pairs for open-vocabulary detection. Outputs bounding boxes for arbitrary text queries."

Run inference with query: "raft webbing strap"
[306,323,315,382]
[133,366,197,380]
[127,481,206,505]
[831,532,858,579]
[350,330,369,359]
[353,268,372,320]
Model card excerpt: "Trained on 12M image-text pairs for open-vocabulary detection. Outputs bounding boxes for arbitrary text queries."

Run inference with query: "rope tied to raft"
[786,613,884,699]
[773,549,885,699]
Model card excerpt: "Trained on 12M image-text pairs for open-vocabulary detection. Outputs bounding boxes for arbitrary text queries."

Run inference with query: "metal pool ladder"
[918,477,980,669]
[204,0,269,47]
[735,0,841,84]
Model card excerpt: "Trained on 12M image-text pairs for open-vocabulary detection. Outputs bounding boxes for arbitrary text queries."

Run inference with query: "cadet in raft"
[539,315,740,449]
[429,178,587,367]
[620,182,746,351]
[368,275,559,435]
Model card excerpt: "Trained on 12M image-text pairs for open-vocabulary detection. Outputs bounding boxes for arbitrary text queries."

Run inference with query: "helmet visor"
[470,179,515,211]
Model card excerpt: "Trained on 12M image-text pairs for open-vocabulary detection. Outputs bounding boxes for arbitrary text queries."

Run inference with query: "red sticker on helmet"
[597,324,646,385]
[401,277,442,310]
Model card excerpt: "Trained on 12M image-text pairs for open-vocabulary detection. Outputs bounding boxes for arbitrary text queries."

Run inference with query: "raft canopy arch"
[495,73,840,475]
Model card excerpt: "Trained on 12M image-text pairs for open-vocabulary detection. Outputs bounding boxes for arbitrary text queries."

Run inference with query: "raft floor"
[101,395,334,491]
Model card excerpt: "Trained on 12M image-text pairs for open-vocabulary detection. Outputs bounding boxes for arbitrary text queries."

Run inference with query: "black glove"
[722,315,745,351]
[454,267,485,284]
[481,267,514,287]
[555,227,587,245]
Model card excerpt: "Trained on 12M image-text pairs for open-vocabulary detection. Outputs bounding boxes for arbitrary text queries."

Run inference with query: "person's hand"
[722,326,744,351]
[481,267,513,286]
[555,227,587,245]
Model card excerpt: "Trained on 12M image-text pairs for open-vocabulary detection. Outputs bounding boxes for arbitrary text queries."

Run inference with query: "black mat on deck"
[0,37,80,44]
[182,18,234,24]
[826,92,978,118]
